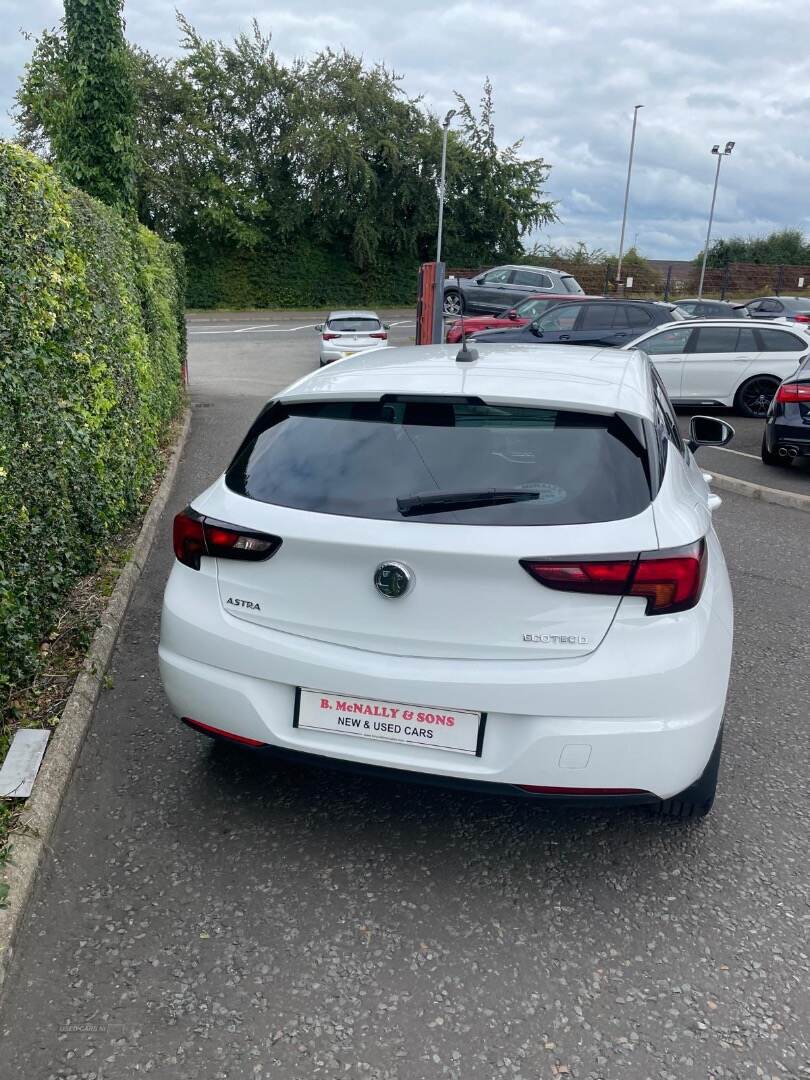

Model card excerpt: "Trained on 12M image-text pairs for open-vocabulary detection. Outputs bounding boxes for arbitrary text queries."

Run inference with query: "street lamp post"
[697,141,735,298]
[436,109,456,264]
[616,104,643,289]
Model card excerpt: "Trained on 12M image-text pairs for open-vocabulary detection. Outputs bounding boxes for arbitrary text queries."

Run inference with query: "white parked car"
[623,319,810,417]
[160,343,735,819]
[316,310,388,366]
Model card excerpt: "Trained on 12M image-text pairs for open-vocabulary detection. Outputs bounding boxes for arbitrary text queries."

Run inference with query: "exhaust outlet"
[788,446,799,458]
[778,447,789,457]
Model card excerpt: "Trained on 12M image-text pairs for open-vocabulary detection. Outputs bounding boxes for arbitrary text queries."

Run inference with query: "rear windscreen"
[226,400,651,525]
[326,318,381,332]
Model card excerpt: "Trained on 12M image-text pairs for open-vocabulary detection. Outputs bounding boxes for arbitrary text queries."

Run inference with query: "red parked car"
[445,294,600,343]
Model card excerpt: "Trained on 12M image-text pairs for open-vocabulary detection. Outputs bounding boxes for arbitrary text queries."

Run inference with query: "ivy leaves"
[0,144,183,699]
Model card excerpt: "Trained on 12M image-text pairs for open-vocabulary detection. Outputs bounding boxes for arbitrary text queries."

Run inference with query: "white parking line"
[711,447,760,460]
[189,323,318,336]
[389,320,415,327]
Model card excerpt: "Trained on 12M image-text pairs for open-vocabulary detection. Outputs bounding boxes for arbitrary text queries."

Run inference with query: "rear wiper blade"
[397,489,540,517]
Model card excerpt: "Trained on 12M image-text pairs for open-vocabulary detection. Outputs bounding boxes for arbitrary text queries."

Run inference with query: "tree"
[22,0,137,207]
[15,18,556,270]
[446,79,556,263]
[528,241,607,265]
[701,228,810,268]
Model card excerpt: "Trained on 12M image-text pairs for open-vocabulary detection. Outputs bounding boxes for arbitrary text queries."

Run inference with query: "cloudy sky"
[2,0,810,258]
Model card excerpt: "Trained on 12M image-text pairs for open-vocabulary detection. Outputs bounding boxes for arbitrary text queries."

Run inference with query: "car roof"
[277,343,655,421]
[747,296,810,306]
[326,310,380,320]
[496,264,568,273]
[679,297,735,304]
[544,297,675,308]
[513,293,601,301]
[638,317,807,329]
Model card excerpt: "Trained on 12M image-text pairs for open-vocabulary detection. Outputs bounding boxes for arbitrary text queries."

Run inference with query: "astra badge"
[226,597,261,611]
[374,561,414,599]
[523,632,589,645]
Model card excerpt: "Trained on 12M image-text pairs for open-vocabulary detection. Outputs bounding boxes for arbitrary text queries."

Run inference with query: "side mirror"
[688,415,734,453]
[314,324,323,332]
[507,309,518,320]
[474,276,485,285]
[383,323,390,330]
[530,321,544,338]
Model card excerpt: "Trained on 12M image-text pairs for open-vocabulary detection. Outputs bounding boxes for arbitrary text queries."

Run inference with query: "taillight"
[369,331,388,340]
[173,509,206,570]
[322,332,339,340]
[775,381,810,403]
[791,314,810,323]
[172,508,281,570]
[630,544,706,614]
[521,540,706,615]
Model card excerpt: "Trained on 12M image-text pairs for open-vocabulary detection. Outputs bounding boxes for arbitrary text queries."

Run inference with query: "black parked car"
[442,264,583,316]
[741,296,810,323]
[761,354,810,466]
[676,298,747,319]
[471,298,683,349]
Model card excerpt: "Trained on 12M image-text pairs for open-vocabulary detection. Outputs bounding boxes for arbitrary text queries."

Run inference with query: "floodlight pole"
[436,109,456,264]
[698,141,735,298]
[616,105,643,288]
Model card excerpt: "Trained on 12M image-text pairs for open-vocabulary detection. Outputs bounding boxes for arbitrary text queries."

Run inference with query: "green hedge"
[0,142,184,695]
[186,243,419,309]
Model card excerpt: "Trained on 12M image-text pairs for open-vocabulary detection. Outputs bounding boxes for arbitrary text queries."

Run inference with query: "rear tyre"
[654,726,723,820]
[443,290,463,316]
[735,375,780,418]
[761,432,791,467]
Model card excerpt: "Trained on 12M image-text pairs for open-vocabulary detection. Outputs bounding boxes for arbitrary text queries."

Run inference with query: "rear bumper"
[766,414,810,455]
[188,729,662,806]
[320,343,387,363]
[159,561,733,801]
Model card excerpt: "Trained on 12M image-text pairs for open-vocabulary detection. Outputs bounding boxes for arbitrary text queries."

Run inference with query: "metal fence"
[448,262,810,302]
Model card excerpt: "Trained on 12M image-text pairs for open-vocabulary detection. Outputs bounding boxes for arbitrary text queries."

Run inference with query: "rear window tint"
[626,306,653,327]
[512,269,553,288]
[693,326,742,352]
[226,399,651,526]
[757,328,807,352]
[326,318,381,332]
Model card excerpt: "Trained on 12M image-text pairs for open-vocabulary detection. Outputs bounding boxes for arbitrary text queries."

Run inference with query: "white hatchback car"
[160,344,735,819]
[317,310,388,366]
[624,319,810,417]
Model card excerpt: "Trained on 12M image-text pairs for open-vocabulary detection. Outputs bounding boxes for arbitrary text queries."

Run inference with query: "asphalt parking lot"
[2,311,809,1080]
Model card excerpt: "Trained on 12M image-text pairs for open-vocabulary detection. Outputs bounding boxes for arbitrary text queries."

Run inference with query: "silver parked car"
[442,264,583,316]
[316,310,389,366]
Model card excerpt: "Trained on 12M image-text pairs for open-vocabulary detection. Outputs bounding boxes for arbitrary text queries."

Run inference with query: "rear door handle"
[559,334,571,341]
[734,355,755,361]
